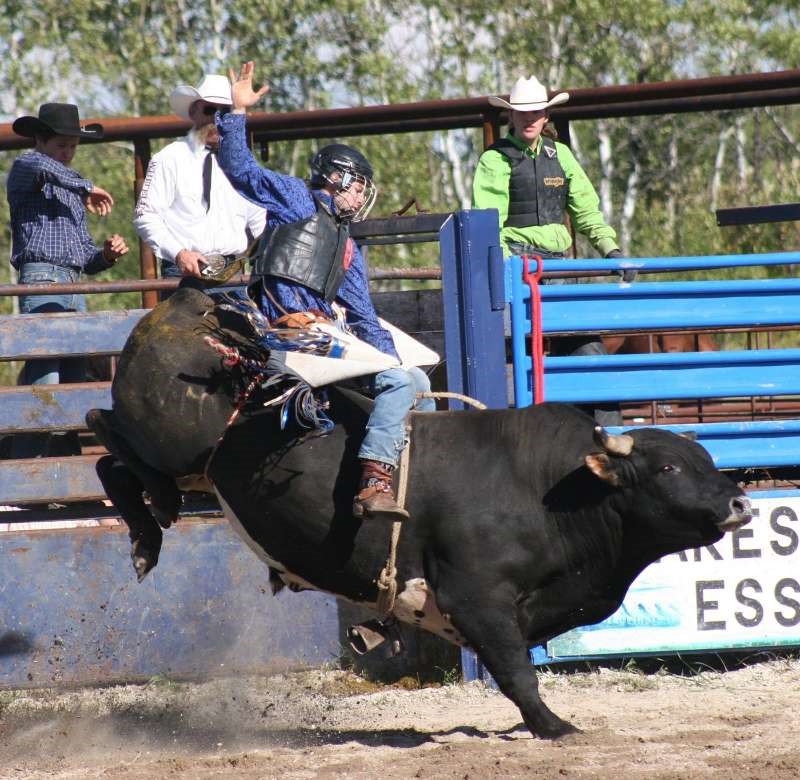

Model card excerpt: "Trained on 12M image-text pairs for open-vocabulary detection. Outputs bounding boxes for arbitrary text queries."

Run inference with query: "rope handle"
[521,255,545,404]
[416,391,487,410]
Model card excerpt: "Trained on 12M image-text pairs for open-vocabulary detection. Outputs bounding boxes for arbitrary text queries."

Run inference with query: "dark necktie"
[201,151,214,212]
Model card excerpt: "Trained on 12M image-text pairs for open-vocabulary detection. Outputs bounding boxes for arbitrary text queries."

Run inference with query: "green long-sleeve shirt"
[472,133,619,257]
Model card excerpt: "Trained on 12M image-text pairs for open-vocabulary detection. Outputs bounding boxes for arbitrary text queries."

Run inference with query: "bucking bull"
[87,287,752,739]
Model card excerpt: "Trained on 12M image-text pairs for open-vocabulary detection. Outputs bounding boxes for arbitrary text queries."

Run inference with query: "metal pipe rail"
[0,267,442,300]
[606,419,800,470]
[544,348,800,403]
[515,278,800,334]
[534,251,800,275]
[0,68,796,150]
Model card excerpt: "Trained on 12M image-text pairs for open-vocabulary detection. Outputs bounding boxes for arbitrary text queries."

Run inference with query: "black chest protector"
[252,194,350,302]
[488,137,568,228]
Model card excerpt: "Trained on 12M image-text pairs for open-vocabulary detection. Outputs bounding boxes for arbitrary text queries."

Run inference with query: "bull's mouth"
[716,495,753,533]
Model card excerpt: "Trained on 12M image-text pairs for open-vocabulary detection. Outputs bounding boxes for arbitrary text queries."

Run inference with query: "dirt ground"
[0,657,798,779]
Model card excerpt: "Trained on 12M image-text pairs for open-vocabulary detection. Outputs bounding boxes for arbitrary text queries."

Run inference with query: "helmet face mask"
[310,144,377,222]
[331,172,377,221]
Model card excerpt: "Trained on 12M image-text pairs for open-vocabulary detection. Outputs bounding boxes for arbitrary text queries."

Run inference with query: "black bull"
[87,288,752,738]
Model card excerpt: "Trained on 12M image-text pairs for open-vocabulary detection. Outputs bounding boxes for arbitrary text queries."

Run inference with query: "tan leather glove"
[273,311,328,328]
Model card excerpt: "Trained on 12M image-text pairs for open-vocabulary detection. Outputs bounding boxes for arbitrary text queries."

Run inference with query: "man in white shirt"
[134,73,266,289]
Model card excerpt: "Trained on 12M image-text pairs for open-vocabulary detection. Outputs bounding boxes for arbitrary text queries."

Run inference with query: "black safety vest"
[488,137,568,228]
[252,194,350,302]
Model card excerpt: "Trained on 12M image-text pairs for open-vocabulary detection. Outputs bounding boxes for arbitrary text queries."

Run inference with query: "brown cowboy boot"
[353,459,410,520]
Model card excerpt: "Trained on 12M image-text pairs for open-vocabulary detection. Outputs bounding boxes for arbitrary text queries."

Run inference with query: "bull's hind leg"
[437,584,578,739]
[88,408,181,581]
[96,455,162,582]
[86,409,181,528]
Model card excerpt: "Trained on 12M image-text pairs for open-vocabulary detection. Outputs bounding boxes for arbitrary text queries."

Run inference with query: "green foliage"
[0,0,799,322]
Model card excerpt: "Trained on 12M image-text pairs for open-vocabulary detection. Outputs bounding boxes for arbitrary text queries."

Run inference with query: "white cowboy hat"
[169,74,232,119]
[488,76,569,112]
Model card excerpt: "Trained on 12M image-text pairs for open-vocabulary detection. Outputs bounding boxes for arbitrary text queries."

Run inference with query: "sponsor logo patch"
[543,177,565,187]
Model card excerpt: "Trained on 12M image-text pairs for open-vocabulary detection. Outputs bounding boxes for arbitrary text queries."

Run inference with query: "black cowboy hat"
[12,103,104,139]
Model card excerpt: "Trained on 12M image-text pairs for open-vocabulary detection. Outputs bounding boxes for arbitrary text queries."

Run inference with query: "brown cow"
[604,332,718,355]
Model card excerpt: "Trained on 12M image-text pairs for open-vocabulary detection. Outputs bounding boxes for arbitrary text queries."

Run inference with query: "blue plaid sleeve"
[16,151,92,194]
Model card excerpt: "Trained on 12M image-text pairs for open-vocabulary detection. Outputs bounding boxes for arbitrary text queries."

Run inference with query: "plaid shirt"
[7,150,109,273]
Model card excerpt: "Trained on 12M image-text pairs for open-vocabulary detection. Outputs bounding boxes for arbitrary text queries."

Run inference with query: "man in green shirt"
[473,75,626,424]
[473,74,623,262]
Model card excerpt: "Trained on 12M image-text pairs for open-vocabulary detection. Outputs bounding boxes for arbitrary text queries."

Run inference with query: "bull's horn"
[594,426,634,456]
[347,619,390,655]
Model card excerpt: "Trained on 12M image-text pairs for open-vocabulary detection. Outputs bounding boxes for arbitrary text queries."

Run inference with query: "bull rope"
[374,389,486,615]
[375,429,409,615]
[416,391,487,410]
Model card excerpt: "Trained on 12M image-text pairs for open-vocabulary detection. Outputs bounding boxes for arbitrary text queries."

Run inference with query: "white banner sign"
[546,492,800,660]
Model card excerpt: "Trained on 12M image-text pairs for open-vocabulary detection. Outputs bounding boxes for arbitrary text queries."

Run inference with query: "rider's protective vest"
[252,194,350,302]
[488,137,568,228]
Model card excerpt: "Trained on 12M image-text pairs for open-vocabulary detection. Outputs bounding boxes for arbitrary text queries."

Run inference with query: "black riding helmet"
[309,143,377,221]
[309,144,374,188]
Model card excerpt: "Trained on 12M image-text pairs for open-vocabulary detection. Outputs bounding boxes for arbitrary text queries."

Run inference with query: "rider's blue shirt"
[216,112,398,359]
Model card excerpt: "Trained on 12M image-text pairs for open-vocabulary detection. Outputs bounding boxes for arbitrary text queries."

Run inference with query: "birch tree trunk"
[734,114,750,190]
[619,129,643,254]
[710,124,734,214]
[596,119,615,225]
[665,131,679,242]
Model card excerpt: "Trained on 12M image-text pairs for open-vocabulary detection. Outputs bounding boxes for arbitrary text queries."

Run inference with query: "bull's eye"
[661,464,680,473]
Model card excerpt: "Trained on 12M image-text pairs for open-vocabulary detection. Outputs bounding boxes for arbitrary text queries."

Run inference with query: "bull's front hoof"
[527,713,581,740]
[131,539,160,583]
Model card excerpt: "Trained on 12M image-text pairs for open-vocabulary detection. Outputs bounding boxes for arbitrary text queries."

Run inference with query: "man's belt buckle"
[200,254,246,285]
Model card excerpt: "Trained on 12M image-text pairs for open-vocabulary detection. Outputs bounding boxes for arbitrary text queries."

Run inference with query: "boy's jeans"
[13,263,86,458]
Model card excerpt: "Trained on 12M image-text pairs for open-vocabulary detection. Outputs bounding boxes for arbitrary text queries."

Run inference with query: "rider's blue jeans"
[358,366,435,467]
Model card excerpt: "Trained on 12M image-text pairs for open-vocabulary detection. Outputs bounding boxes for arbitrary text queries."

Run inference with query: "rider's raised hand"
[228,61,270,114]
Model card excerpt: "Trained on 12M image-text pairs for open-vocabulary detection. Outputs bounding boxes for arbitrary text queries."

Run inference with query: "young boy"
[7,102,128,457]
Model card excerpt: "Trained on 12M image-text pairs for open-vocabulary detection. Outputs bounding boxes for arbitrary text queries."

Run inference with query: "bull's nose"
[718,495,753,532]
[731,495,752,519]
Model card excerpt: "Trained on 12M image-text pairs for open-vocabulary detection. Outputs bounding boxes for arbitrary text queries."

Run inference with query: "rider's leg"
[408,366,436,412]
[354,366,432,518]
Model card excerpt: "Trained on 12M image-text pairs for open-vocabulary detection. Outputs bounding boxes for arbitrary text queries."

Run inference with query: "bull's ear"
[585,452,622,486]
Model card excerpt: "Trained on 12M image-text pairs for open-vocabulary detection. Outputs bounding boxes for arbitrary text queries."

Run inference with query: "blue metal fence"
[507,253,800,470]
[440,210,507,410]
